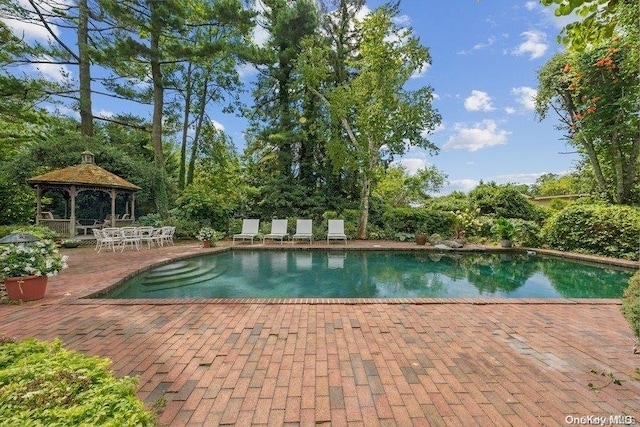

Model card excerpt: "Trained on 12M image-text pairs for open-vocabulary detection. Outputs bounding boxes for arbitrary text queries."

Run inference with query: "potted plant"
[195,227,223,248]
[60,239,81,248]
[0,239,68,301]
[492,218,516,248]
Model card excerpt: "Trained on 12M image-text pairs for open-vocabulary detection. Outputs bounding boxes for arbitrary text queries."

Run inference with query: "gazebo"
[27,151,141,237]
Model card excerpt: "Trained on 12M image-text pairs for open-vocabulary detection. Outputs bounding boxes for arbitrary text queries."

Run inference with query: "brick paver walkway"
[1,242,638,426]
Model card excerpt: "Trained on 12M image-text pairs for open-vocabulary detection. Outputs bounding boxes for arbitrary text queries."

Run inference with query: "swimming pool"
[99,250,634,299]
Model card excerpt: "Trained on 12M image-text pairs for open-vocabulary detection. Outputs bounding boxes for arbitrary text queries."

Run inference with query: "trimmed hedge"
[0,337,155,426]
[542,204,640,260]
[382,208,455,238]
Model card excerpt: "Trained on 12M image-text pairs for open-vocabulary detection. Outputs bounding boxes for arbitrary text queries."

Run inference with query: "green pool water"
[99,250,635,299]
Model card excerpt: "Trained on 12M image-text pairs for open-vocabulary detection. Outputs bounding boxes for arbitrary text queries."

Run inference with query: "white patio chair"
[138,226,160,249]
[157,226,175,246]
[98,228,121,253]
[292,219,313,244]
[233,219,260,245]
[93,228,108,252]
[119,227,140,251]
[262,219,289,244]
[327,219,347,244]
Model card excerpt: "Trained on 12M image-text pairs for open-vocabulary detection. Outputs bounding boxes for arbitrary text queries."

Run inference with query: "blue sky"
[370,0,578,194]
[3,0,578,195]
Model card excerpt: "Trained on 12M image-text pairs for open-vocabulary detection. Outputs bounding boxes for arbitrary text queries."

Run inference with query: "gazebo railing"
[40,219,71,236]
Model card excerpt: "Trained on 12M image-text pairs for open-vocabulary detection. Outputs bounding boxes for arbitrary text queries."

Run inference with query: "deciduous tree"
[299,6,441,238]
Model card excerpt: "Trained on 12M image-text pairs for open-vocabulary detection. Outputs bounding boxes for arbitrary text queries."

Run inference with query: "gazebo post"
[110,188,116,227]
[35,186,42,225]
[131,194,136,221]
[69,185,77,237]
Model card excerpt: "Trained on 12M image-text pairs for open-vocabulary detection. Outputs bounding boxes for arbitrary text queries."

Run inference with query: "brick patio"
[0,241,638,426]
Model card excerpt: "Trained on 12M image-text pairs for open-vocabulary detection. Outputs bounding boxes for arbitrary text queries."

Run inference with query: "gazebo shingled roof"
[27,155,140,191]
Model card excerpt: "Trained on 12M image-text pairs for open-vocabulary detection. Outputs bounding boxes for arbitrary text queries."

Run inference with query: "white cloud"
[44,104,79,119]
[211,119,225,131]
[473,37,496,51]
[443,120,509,152]
[464,90,495,112]
[421,122,445,138]
[236,63,259,79]
[511,86,537,111]
[410,62,430,79]
[396,158,427,176]
[2,17,53,41]
[492,172,546,185]
[524,1,538,11]
[512,30,548,59]
[392,14,411,26]
[505,107,516,115]
[251,0,270,47]
[355,5,371,22]
[439,179,480,195]
[1,0,62,42]
[96,110,114,119]
[32,56,72,83]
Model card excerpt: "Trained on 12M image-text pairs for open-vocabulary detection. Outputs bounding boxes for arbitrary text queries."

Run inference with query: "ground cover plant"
[0,337,155,426]
[621,271,640,353]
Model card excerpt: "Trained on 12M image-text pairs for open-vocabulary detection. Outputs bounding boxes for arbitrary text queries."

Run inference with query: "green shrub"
[135,213,163,228]
[470,184,543,221]
[163,216,200,239]
[542,204,640,260]
[10,225,59,240]
[0,337,155,426]
[426,191,471,212]
[382,208,454,237]
[621,271,640,345]
[511,219,542,247]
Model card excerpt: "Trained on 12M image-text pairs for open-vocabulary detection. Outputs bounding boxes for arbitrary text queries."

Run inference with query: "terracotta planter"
[415,234,427,245]
[202,240,211,248]
[4,275,48,301]
[499,239,513,248]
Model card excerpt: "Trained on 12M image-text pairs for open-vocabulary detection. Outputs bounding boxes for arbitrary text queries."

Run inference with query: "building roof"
[27,152,141,191]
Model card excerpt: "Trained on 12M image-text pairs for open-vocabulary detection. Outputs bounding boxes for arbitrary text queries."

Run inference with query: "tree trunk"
[623,135,640,204]
[179,62,193,190]
[150,2,168,217]
[77,0,93,136]
[187,73,210,186]
[581,135,610,201]
[357,174,370,239]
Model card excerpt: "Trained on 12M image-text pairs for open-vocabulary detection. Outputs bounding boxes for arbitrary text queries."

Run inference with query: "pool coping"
[76,245,638,304]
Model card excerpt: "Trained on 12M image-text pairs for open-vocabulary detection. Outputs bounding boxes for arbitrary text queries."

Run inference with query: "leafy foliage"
[382,208,455,238]
[542,204,640,260]
[492,218,516,240]
[0,338,155,426]
[374,165,446,208]
[540,0,630,51]
[470,183,543,221]
[621,271,640,346]
[535,30,639,205]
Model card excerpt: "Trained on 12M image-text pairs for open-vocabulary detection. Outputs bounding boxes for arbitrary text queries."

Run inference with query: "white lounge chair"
[292,219,313,244]
[233,219,260,244]
[327,219,347,244]
[262,219,289,244]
